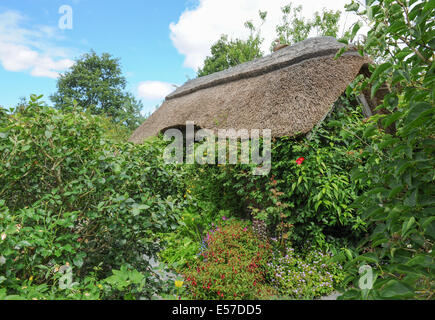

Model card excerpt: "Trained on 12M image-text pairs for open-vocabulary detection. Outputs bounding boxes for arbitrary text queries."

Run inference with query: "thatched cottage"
[130,37,380,144]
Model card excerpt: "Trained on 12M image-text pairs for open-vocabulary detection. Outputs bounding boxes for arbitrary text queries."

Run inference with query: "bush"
[187,99,370,248]
[267,246,344,299]
[0,96,186,299]
[158,205,208,269]
[181,220,276,300]
[338,0,435,300]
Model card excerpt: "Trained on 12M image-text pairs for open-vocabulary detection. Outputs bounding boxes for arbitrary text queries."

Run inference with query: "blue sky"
[0,0,360,114]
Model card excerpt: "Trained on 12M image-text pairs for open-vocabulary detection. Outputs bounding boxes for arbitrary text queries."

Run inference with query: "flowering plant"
[267,246,344,299]
[295,157,305,165]
[182,220,276,300]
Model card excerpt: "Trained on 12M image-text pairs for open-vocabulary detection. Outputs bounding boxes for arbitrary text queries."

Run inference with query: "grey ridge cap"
[166,37,359,100]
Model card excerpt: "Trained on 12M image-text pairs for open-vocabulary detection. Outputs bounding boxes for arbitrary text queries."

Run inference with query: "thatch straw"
[129,37,369,143]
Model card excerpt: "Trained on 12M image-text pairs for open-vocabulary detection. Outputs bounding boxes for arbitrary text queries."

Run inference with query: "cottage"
[129,37,375,144]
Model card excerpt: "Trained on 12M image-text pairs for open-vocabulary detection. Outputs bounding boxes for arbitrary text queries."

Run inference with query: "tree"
[197,11,267,77]
[15,96,29,114]
[50,51,144,131]
[272,4,341,50]
[338,0,434,300]
[198,5,343,77]
[312,9,341,38]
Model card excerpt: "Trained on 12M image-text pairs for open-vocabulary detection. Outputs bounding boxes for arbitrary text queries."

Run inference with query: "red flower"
[296,157,305,165]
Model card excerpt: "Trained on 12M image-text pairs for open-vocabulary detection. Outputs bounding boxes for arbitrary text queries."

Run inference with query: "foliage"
[159,231,201,270]
[50,51,145,131]
[2,0,434,302]
[198,3,343,77]
[103,265,149,300]
[96,115,133,143]
[312,9,342,38]
[187,100,371,248]
[267,246,344,299]
[181,220,277,300]
[197,34,263,77]
[197,12,267,77]
[0,96,185,299]
[337,0,435,300]
[158,202,217,269]
[272,3,341,50]
[0,264,104,300]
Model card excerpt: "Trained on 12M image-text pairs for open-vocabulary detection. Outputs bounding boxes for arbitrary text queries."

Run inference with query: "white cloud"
[0,10,75,79]
[170,0,365,70]
[137,81,178,100]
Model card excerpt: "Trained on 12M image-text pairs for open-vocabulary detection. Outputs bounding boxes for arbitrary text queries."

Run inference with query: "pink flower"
[243,228,247,232]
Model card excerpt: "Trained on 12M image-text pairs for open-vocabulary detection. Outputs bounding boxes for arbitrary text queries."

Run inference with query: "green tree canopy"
[198,4,343,77]
[197,12,267,77]
[197,35,263,77]
[50,51,144,130]
[273,4,341,50]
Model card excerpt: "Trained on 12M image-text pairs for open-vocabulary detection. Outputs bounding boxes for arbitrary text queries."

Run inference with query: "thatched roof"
[129,37,369,143]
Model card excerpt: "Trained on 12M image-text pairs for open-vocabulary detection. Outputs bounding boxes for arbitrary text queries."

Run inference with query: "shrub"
[267,246,344,299]
[187,99,370,248]
[338,0,435,300]
[158,209,202,269]
[181,220,277,300]
[0,96,185,299]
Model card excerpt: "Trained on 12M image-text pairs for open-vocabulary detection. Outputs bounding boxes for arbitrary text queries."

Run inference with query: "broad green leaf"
[404,102,434,125]
[401,217,415,237]
[379,280,414,299]
[370,62,392,83]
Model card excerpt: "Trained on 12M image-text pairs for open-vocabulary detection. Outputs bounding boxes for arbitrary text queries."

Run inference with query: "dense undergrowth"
[0,0,433,300]
[0,98,186,299]
[156,97,370,300]
[0,95,357,300]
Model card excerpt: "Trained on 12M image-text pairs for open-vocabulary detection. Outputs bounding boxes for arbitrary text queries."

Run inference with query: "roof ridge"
[166,37,358,100]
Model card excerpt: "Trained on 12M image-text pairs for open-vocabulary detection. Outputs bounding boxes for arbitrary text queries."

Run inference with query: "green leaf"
[404,102,434,125]
[131,204,151,216]
[424,220,435,240]
[387,21,406,35]
[382,111,402,128]
[345,2,360,12]
[353,252,379,264]
[370,62,392,83]
[350,22,362,39]
[363,124,378,138]
[395,49,413,61]
[388,185,403,199]
[371,79,384,99]
[404,189,418,207]
[379,280,414,299]
[335,46,349,60]
[401,217,415,237]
